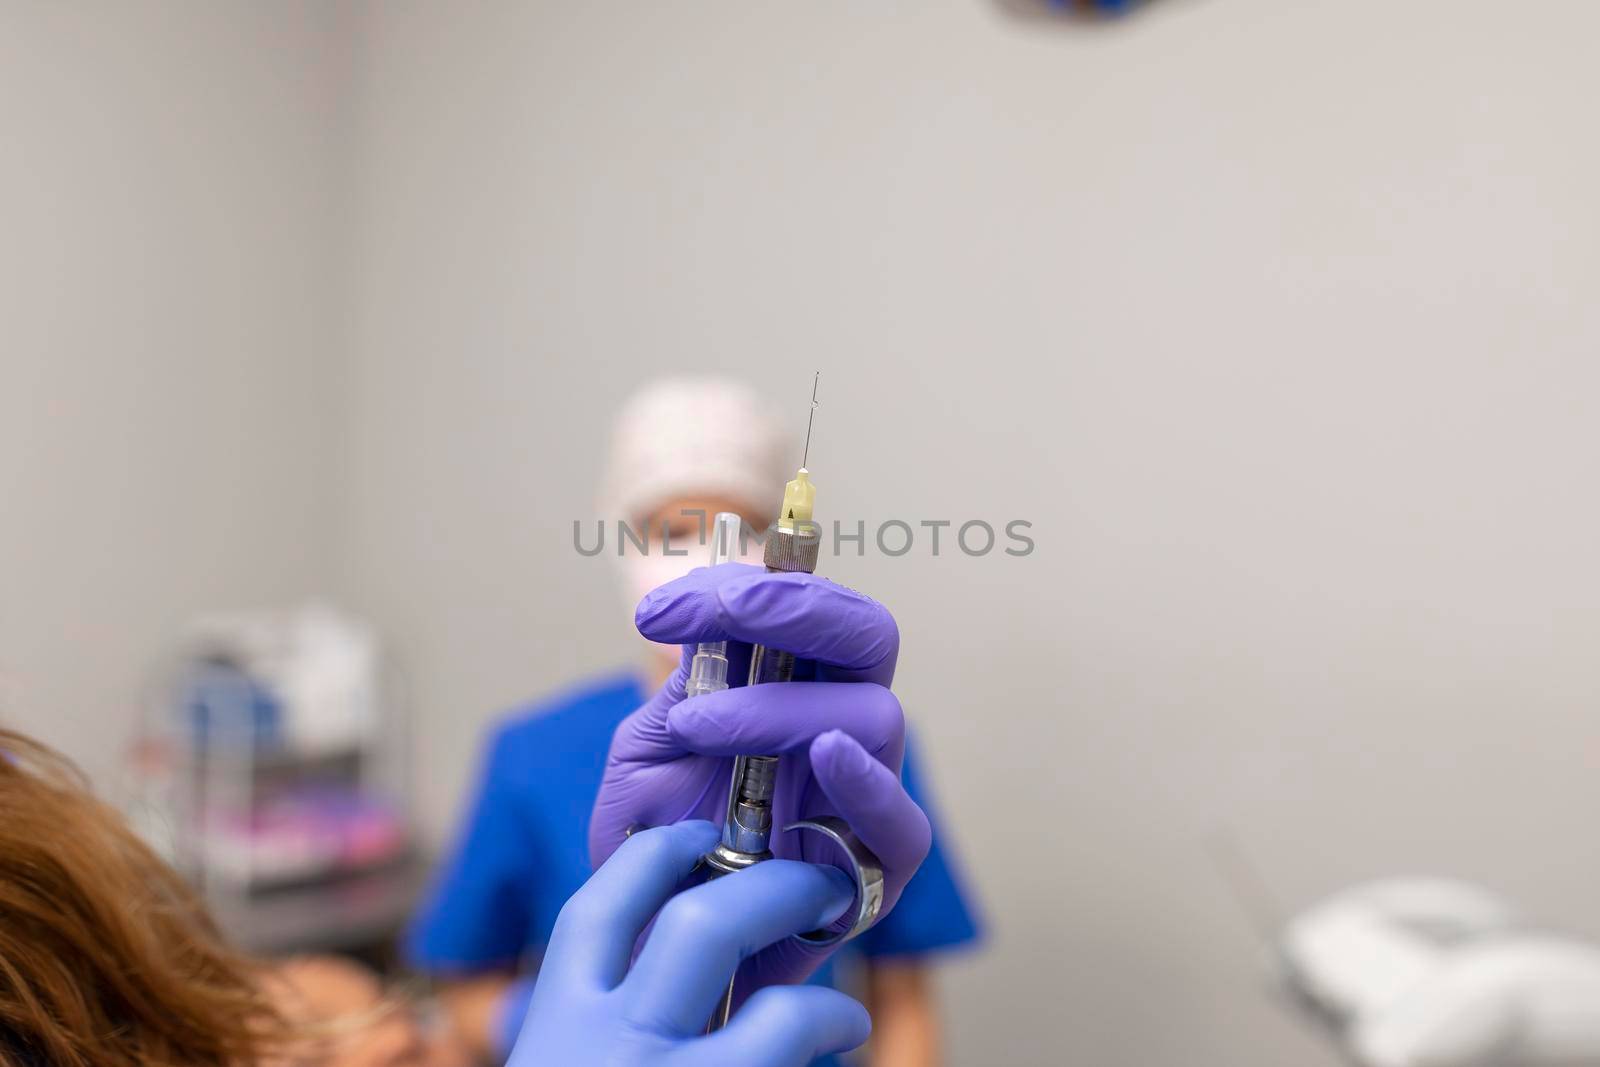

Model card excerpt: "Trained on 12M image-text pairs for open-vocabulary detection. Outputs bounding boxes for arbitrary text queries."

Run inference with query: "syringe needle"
[802,372,819,469]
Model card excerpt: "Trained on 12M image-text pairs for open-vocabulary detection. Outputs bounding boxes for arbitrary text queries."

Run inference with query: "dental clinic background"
[5,1,1600,1064]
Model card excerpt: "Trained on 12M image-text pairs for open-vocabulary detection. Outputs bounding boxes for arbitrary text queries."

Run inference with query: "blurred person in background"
[407,378,982,1066]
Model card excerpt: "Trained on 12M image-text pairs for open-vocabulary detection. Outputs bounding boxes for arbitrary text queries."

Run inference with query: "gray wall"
[7,1,1600,1064]
[0,2,347,781]
[336,2,1600,1064]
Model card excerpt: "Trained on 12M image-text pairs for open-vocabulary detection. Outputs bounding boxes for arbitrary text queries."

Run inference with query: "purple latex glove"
[589,563,932,1002]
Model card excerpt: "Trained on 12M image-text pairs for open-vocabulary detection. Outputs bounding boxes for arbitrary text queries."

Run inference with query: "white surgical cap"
[600,378,791,523]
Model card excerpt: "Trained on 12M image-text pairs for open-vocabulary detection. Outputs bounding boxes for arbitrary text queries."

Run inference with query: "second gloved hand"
[511,822,870,1067]
[588,563,932,1002]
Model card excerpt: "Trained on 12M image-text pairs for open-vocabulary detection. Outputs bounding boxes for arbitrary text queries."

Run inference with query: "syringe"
[684,512,741,699]
[701,466,821,1031]
[704,468,818,871]
[698,375,883,1033]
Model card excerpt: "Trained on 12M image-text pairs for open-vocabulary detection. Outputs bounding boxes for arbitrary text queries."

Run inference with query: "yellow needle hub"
[777,468,815,532]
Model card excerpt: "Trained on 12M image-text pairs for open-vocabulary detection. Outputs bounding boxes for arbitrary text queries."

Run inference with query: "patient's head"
[0,730,286,1066]
[0,731,471,1067]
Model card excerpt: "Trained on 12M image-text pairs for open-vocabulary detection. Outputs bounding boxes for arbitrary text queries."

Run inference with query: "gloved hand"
[1277,878,1600,1067]
[510,821,870,1067]
[589,563,931,1001]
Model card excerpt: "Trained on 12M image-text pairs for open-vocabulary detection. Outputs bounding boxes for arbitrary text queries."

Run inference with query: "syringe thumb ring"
[784,817,886,945]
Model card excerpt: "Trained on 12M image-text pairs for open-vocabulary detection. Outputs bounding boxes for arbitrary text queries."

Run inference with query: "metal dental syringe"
[700,376,884,1032]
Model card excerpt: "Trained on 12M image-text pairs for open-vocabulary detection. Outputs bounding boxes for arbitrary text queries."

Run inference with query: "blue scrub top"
[407,673,983,1064]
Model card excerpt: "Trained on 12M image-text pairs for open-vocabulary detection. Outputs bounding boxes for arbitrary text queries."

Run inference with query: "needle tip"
[802,374,820,469]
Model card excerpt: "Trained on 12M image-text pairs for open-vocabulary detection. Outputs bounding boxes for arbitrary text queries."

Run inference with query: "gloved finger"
[667,682,905,761]
[808,729,932,879]
[623,860,853,1036]
[635,566,898,682]
[587,658,730,868]
[601,644,755,768]
[544,821,719,991]
[586,749,728,869]
[673,986,871,1067]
